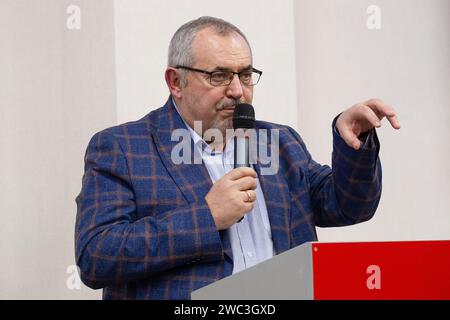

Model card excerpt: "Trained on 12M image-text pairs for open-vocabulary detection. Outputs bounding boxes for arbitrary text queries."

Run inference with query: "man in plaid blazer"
[75,17,400,299]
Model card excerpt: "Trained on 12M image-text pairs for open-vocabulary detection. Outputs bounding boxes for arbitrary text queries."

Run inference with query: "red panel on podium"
[312,240,450,300]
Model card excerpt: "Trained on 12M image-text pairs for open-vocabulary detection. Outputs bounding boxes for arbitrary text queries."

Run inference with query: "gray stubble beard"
[211,97,246,139]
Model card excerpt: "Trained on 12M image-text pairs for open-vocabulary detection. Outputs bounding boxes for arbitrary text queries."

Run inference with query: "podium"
[191,240,450,300]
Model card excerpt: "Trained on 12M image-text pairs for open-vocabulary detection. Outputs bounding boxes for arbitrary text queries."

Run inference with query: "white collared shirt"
[172,99,274,273]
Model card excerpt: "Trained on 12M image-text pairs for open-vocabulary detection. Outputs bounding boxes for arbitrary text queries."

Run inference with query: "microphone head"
[233,104,255,129]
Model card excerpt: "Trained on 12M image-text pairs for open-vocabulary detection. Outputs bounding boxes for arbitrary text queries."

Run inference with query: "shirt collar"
[172,97,206,148]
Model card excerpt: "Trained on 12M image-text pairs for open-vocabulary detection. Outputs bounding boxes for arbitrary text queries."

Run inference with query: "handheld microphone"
[233,104,255,223]
[233,103,255,168]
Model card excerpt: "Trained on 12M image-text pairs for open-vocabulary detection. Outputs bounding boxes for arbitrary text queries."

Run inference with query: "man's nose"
[225,74,244,100]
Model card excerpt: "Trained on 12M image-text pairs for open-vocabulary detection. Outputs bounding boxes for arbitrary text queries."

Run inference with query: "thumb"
[338,126,361,150]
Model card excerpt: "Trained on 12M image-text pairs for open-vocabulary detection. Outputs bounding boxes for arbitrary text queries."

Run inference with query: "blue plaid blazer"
[75,97,381,299]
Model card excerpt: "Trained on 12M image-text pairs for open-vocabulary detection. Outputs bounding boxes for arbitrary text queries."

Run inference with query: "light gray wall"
[0,0,115,299]
[294,0,450,242]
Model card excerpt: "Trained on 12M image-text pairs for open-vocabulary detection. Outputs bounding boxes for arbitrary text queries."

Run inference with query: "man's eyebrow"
[212,65,253,72]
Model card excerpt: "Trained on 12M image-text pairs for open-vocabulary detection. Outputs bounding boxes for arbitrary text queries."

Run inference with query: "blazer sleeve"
[75,131,224,289]
[288,116,382,227]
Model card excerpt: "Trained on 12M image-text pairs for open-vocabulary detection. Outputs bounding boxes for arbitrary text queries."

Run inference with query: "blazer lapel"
[152,98,212,203]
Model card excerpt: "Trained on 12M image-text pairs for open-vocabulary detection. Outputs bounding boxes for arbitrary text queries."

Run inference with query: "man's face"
[175,28,254,136]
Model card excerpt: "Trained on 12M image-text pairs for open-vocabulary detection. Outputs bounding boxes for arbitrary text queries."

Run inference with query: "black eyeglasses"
[175,65,262,86]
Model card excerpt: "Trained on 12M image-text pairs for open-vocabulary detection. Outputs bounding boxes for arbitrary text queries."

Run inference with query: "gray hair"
[168,16,252,85]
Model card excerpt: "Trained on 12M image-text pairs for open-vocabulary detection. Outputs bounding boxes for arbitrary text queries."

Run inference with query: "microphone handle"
[234,136,250,223]
[234,136,250,168]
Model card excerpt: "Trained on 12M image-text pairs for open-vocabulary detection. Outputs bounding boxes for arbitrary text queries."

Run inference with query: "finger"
[227,167,257,181]
[384,113,401,130]
[365,98,389,116]
[248,190,256,202]
[365,99,401,129]
[338,125,361,150]
[236,176,257,191]
[241,190,256,202]
[359,105,382,128]
[383,106,401,129]
[242,202,254,214]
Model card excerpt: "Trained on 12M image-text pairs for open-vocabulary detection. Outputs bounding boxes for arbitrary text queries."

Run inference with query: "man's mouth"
[222,105,235,111]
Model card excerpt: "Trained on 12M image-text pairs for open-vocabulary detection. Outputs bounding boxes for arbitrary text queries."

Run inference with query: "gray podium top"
[191,242,314,300]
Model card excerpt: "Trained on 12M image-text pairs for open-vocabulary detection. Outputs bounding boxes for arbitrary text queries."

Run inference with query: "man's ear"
[165,68,183,99]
